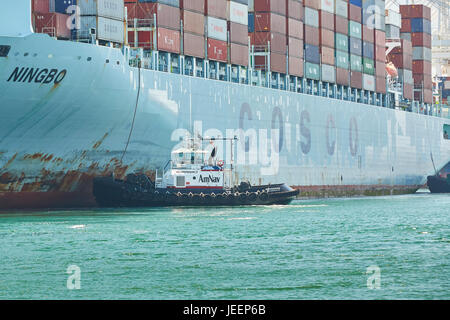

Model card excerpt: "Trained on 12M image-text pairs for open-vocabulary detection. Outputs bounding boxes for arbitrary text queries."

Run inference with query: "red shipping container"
[321,46,335,65]
[184,32,205,58]
[401,19,411,33]
[181,0,205,14]
[376,61,385,77]
[229,21,248,45]
[400,5,431,21]
[403,83,413,100]
[304,0,319,10]
[252,32,287,54]
[256,52,287,73]
[207,38,228,62]
[254,12,286,34]
[376,76,386,93]
[388,53,412,70]
[254,0,287,16]
[412,60,432,75]
[424,89,433,104]
[375,45,385,62]
[362,25,374,43]
[33,12,71,39]
[390,39,412,55]
[319,10,334,31]
[229,43,249,66]
[289,56,304,77]
[127,3,180,30]
[183,10,204,35]
[288,37,303,57]
[32,0,49,13]
[336,68,350,85]
[415,90,433,103]
[335,15,348,35]
[350,71,363,89]
[206,0,227,19]
[287,0,303,21]
[320,28,335,48]
[158,27,181,53]
[413,73,432,89]
[348,4,361,23]
[411,33,431,48]
[304,25,319,46]
[374,30,385,47]
[287,18,303,39]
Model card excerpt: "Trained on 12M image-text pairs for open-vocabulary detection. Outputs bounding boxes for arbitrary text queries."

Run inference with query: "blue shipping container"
[411,18,432,34]
[350,0,362,7]
[305,44,320,64]
[50,0,76,14]
[248,13,254,33]
[362,41,374,59]
[139,0,180,6]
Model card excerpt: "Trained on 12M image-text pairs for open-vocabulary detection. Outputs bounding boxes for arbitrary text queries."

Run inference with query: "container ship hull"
[1,34,449,209]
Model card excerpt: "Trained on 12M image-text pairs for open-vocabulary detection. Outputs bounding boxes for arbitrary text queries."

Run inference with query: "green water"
[0,194,449,300]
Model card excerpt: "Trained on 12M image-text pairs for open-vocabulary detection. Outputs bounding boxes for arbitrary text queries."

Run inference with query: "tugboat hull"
[93,177,299,207]
[427,175,450,193]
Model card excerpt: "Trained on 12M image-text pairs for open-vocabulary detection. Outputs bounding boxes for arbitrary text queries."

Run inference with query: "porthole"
[106,59,109,63]
[87,57,92,61]
[24,52,29,57]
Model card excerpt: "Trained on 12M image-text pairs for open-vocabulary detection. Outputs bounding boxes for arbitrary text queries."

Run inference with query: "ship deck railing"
[120,46,444,118]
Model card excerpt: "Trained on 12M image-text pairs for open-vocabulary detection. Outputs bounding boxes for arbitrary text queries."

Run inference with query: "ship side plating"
[0,32,450,208]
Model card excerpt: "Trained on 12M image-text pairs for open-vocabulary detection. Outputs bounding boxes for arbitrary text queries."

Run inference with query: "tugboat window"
[0,45,11,57]
[444,125,450,140]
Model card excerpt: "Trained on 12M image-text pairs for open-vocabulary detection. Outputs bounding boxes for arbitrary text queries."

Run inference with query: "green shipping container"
[349,21,362,39]
[305,62,320,80]
[363,57,375,75]
[336,50,349,70]
[335,33,348,52]
[350,54,362,72]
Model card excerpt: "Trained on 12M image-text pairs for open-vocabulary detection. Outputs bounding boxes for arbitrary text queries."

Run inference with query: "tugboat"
[427,174,450,193]
[93,137,300,207]
[427,162,450,193]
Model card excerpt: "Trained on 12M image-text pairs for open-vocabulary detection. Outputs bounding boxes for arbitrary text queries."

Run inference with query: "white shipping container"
[318,0,334,14]
[363,74,375,91]
[207,16,227,42]
[78,0,124,21]
[227,1,248,25]
[304,7,318,28]
[335,0,348,18]
[445,81,450,89]
[248,0,254,12]
[385,9,401,28]
[79,16,124,43]
[398,69,413,85]
[412,47,432,61]
[321,64,336,83]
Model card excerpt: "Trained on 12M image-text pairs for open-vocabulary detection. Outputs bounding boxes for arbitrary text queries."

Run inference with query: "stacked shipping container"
[400,4,432,104]
[349,0,363,89]
[303,0,319,80]
[182,0,206,58]
[78,0,125,44]
[287,0,304,77]
[335,0,349,86]
[206,0,228,62]
[227,0,249,66]
[318,1,334,83]
[252,0,287,73]
[32,0,71,39]
[126,0,181,53]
